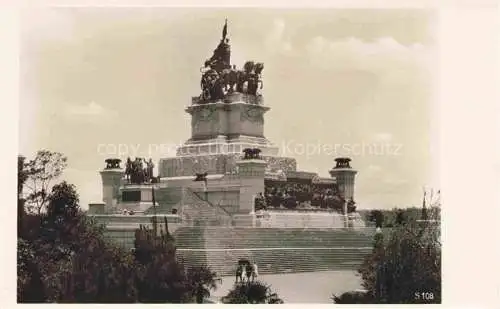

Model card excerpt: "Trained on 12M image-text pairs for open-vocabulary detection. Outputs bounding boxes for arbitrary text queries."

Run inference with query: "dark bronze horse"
[105,158,121,169]
[243,148,262,160]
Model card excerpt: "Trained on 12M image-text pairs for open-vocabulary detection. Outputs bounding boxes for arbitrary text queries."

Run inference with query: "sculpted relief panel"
[192,105,221,138]
[161,154,297,177]
[240,105,264,124]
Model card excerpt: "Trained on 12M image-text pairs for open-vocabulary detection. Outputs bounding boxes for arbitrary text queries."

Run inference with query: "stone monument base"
[159,153,297,177]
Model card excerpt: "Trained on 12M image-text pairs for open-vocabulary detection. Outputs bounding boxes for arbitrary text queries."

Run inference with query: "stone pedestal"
[330,168,357,201]
[232,214,255,227]
[100,168,124,212]
[88,203,105,214]
[119,184,157,213]
[181,95,278,157]
[329,158,357,201]
[158,93,298,178]
[159,153,296,177]
[236,159,266,214]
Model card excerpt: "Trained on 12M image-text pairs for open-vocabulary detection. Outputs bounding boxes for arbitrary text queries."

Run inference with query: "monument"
[88,21,367,260]
[160,20,295,178]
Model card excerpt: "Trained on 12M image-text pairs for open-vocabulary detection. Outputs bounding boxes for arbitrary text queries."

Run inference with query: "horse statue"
[196,21,265,103]
[243,148,262,160]
[254,62,264,95]
[235,61,254,93]
[105,158,121,169]
[246,73,259,96]
[254,62,264,75]
[243,61,255,74]
[234,61,264,96]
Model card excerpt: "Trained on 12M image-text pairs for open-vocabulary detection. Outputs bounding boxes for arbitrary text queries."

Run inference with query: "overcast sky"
[19,8,438,209]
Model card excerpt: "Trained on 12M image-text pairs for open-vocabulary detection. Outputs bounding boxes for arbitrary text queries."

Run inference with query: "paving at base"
[211,270,362,303]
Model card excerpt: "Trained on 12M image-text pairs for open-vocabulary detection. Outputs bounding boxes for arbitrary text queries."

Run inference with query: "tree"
[353,228,385,300]
[17,238,46,302]
[46,182,80,224]
[23,150,68,214]
[222,281,284,304]
[369,210,384,228]
[334,208,441,304]
[18,151,139,302]
[185,266,219,303]
[55,241,138,303]
[134,218,192,303]
[132,216,221,303]
[37,181,84,258]
[395,209,406,226]
[18,156,28,234]
[18,150,221,303]
[18,170,139,302]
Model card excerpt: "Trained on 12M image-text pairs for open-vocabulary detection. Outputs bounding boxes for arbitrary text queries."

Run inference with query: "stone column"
[100,167,124,213]
[329,158,358,201]
[235,158,266,226]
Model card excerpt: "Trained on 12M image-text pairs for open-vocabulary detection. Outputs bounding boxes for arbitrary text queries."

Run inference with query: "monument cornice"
[100,168,124,173]
[189,92,265,108]
[329,168,358,175]
[187,133,266,141]
[186,101,269,111]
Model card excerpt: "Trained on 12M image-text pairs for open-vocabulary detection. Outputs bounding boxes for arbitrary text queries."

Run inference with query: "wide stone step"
[173,226,375,276]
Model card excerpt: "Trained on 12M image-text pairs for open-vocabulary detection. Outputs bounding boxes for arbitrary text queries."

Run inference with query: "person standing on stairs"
[252,260,259,281]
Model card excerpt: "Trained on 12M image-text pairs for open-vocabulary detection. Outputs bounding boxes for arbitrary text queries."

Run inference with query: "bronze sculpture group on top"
[199,20,264,103]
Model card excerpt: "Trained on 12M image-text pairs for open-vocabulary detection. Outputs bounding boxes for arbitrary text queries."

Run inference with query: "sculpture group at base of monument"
[125,157,155,184]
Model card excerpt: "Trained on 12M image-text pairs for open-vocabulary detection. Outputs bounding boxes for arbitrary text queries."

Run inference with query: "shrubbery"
[222,281,283,304]
[17,151,219,303]
[333,209,441,304]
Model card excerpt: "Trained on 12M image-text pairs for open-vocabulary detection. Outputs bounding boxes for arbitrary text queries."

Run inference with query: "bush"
[332,291,372,304]
[17,151,219,303]
[335,211,441,304]
[222,281,284,304]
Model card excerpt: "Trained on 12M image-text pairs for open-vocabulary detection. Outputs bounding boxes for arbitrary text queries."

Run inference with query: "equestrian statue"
[199,20,264,103]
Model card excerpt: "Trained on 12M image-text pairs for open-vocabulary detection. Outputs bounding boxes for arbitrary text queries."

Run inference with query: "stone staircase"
[144,187,183,215]
[174,226,208,267]
[200,227,375,276]
[180,188,233,226]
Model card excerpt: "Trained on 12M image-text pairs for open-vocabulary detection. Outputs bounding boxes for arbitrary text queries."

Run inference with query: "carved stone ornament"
[192,157,211,174]
[240,105,263,123]
[198,105,218,121]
